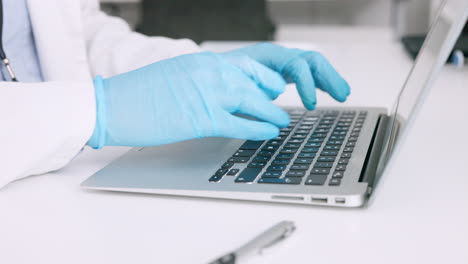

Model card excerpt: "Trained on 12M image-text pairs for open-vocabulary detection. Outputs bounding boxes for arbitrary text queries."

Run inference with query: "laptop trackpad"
[82,137,243,190]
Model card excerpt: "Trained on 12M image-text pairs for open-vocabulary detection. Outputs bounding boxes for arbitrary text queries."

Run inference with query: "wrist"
[87,76,107,149]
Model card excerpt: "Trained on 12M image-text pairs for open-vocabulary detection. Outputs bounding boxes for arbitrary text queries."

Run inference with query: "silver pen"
[208,221,296,264]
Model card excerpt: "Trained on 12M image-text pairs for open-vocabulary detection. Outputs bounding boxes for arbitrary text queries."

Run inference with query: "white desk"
[1,27,467,264]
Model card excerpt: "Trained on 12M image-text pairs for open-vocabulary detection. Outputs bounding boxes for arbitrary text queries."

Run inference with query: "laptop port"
[271,195,304,201]
[335,197,346,204]
[311,197,328,203]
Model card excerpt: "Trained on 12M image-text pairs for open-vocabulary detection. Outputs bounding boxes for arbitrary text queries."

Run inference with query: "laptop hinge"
[358,114,390,193]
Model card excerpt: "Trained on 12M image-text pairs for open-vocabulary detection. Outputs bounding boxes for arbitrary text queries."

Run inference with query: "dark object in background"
[402,22,468,61]
[136,0,275,44]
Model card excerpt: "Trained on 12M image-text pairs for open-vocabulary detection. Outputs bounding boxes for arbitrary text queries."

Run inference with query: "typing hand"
[226,43,351,110]
[88,52,290,148]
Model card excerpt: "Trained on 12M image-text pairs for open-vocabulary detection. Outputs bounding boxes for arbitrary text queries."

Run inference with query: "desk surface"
[1,27,467,264]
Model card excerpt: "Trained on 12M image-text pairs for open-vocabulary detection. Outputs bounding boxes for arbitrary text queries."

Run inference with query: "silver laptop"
[81,0,468,207]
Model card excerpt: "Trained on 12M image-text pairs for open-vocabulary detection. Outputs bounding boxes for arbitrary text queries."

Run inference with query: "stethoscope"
[0,0,17,82]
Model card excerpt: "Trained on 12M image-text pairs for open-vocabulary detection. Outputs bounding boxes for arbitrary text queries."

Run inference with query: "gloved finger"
[235,89,290,128]
[281,57,317,110]
[223,54,286,100]
[220,114,280,141]
[300,51,351,102]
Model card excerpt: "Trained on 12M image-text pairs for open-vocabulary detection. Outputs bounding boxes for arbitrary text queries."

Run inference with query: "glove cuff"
[87,76,107,149]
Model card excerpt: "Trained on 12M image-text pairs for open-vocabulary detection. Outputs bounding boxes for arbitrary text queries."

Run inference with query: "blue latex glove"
[88,52,290,148]
[226,43,351,110]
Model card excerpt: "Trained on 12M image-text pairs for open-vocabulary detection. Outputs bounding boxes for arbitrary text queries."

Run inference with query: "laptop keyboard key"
[334,127,348,131]
[324,145,340,151]
[277,153,294,159]
[215,169,228,176]
[288,139,304,144]
[329,135,345,140]
[305,142,321,147]
[332,131,347,136]
[321,151,338,156]
[335,165,346,171]
[311,168,330,174]
[308,137,324,143]
[248,162,267,168]
[228,157,249,163]
[280,148,297,154]
[291,134,307,139]
[338,158,350,165]
[291,164,309,171]
[267,140,284,145]
[253,156,270,162]
[240,140,264,150]
[263,145,279,151]
[295,129,310,134]
[331,171,344,178]
[305,174,327,185]
[272,159,290,165]
[209,175,223,182]
[235,168,262,183]
[258,150,274,157]
[286,170,306,177]
[258,177,302,185]
[318,156,335,162]
[343,147,354,152]
[312,133,327,138]
[221,162,234,169]
[294,158,313,164]
[329,178,341,186]
[298,152,316,158]
[267,165,287,171]
[301,121,315,126]
[314,162,333,168]
[315,128,329,133]
[275,135,287,141]
[262,171,282,178]
[327,140,343,145]
[234,150,255,157]
[284,143,301,149]
[227,169,240,176]
[341,153,352,158]
[317,124,332,129]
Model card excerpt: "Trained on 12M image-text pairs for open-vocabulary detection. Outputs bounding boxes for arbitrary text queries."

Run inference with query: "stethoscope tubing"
[0,0,18,82]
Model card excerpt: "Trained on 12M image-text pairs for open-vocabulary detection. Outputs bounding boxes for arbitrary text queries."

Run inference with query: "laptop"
[81,0,468,207]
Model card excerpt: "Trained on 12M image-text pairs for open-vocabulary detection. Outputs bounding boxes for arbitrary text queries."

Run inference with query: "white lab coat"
[0,0,200,188]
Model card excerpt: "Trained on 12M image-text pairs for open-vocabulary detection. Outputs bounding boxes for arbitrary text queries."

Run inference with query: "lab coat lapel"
[27,0,92,82]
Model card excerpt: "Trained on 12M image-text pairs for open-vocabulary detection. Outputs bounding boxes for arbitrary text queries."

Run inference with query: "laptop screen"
[380,0,468,166]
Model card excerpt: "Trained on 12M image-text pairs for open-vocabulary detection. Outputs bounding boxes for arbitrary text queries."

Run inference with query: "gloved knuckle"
[307,52,329,71]
[286,57,309,75]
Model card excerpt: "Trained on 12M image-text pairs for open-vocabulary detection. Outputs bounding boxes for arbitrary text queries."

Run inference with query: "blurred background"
[100,0,467,58]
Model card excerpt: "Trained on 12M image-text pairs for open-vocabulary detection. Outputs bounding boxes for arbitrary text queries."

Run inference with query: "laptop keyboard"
[209,109,367,186]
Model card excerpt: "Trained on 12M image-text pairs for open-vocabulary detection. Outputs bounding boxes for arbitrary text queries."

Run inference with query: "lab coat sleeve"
[80,0,201,77]
[0,81,96,189]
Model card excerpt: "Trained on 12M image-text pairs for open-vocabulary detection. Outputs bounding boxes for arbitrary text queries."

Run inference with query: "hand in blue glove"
[88,52,290,148]
[226,43,351,110]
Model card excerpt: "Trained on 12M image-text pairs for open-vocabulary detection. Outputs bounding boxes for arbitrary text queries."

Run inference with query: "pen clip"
[258,222,296,255]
